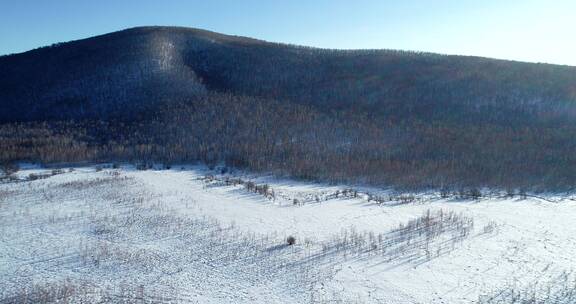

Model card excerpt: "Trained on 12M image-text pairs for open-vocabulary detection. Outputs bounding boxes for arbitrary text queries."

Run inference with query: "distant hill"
[2,26,576,122]
[2,26,576,190]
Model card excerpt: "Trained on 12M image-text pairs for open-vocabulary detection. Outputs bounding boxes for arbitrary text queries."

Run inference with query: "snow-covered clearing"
[1,165,576,303]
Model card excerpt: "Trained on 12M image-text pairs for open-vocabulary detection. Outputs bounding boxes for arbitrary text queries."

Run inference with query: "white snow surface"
[1,165,576,303]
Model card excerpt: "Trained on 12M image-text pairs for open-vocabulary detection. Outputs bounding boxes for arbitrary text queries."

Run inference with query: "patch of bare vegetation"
[79,241,156,269]
[59,176,133,190]
[0,189,17,205]
[315,209,474,263]
[3,279,181,304]
[478,272,576,304]
[482,221,499,235]
[4,280,80,304]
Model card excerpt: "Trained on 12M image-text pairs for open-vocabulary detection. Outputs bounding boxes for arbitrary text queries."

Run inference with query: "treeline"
[3,93,576,191]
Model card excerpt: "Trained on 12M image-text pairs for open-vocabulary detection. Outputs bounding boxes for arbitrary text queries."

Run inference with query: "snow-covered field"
[1,165,576,303]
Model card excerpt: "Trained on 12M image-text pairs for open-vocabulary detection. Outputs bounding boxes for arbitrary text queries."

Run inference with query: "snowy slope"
[1,165,575,303]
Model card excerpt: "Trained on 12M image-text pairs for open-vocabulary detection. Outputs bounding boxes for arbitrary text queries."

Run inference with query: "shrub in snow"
[136,163,151,171]
[0,162,19,176]
[469,188,482,200]
[287,236,296,246]
[482,221,497,234]
[440,187,450,198]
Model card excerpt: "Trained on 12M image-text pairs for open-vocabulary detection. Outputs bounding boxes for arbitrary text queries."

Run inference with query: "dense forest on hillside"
[2,26,576,190]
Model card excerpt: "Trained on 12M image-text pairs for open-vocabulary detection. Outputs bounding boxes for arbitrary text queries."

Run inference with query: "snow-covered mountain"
[3,27,576,189]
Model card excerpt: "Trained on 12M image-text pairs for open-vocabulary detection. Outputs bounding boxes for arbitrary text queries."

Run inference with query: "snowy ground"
[1,165,576,303]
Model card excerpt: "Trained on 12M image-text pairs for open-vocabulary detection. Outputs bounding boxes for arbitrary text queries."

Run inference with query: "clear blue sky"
[1,0,575,65]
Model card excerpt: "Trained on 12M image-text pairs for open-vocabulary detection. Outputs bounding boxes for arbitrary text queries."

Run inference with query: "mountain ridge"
[2,26,576,123]
[3,26,575,68]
